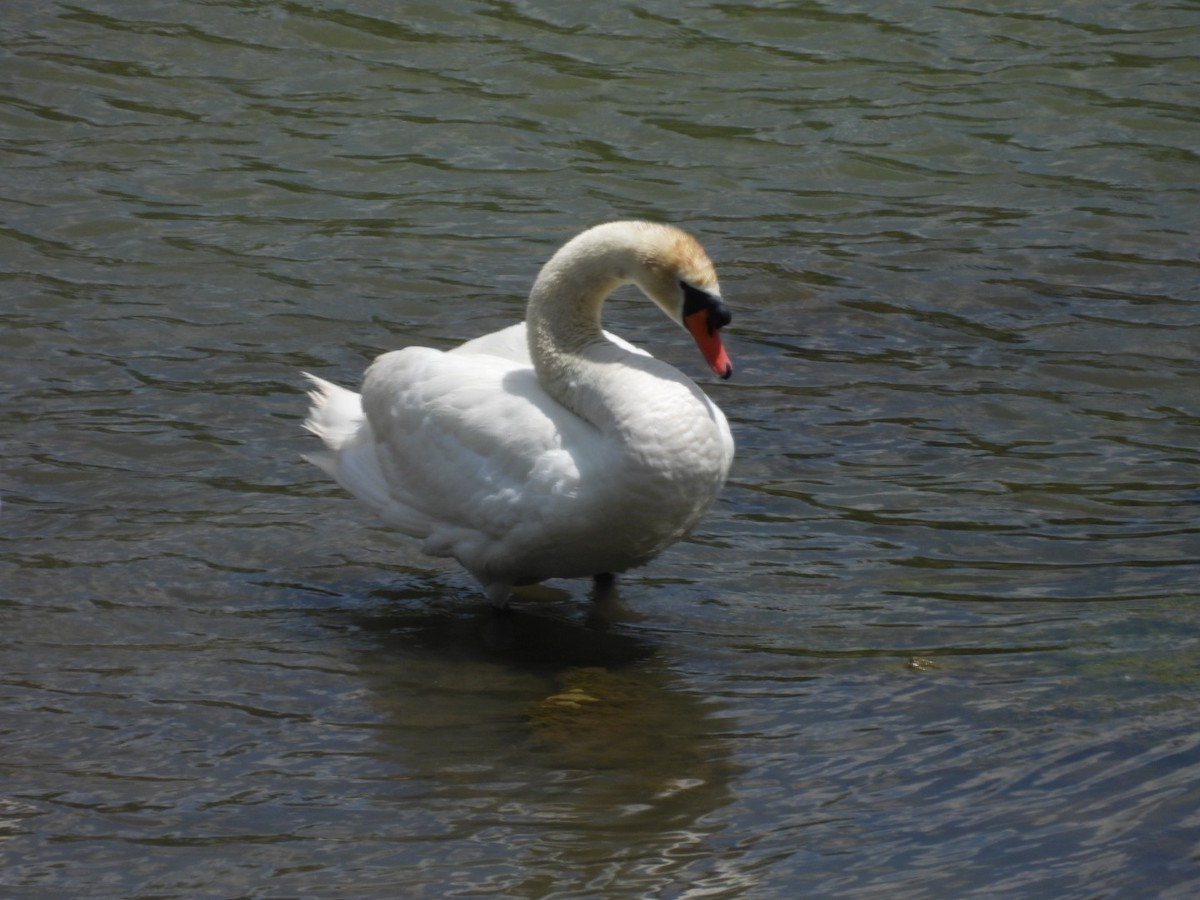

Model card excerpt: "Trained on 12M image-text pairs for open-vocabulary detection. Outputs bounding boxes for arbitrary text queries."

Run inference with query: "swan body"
[304,221,735,607]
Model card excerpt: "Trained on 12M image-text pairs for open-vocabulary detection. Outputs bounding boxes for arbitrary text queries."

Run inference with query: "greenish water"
[3,2,1199,896]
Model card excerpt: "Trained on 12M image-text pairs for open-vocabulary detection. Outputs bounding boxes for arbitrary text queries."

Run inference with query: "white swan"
[304,221,735,608]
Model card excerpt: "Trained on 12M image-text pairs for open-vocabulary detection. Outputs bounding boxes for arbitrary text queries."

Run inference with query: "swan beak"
[684,308,734,380]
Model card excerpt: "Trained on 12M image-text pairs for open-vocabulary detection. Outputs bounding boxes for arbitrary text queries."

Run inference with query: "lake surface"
[3,1,1199,896]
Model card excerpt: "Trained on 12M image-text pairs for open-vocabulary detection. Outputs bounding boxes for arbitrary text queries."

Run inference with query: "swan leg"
[484,581,512,610]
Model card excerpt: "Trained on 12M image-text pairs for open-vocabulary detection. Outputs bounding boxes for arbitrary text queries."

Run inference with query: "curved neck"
[525,233,636,416]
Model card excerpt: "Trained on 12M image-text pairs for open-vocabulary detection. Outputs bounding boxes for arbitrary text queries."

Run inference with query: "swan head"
[625,222,734,380]
[531,221,735,380]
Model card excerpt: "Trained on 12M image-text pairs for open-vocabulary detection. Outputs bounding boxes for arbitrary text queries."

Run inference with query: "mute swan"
[304,221,735,608]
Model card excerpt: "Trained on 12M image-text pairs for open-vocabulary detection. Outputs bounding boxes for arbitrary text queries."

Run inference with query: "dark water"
[3,2,1199,896]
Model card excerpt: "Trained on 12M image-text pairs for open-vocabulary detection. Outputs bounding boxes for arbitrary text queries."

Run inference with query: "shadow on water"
[298,574,741,890]
[345,578,658,673]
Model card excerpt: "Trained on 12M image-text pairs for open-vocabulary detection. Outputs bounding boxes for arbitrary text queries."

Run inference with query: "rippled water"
[4,1,1199,896]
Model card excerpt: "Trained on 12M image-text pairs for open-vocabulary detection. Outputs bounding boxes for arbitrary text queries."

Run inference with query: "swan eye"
[680,281,731,331]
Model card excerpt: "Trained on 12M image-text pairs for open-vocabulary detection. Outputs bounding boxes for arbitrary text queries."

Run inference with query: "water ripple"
[3,0,1199,896]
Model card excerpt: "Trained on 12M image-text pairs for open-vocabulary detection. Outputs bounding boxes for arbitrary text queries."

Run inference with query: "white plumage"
[304,221,735,608]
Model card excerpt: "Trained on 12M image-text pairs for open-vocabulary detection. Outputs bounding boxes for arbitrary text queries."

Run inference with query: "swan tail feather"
[303,372,363,450]
[302,373,435,540]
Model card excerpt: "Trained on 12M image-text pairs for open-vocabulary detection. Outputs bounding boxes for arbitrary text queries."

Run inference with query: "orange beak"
[684,308,733,380]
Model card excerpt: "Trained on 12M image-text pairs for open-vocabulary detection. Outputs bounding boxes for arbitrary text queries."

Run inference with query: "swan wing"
[451,322,531,362]
[358,346,612,571]
[451,322,649,363]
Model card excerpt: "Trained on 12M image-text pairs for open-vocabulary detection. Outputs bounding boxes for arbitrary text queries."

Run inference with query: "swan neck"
[525,237,631,402]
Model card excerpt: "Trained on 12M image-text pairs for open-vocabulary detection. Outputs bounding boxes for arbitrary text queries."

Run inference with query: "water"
[3,1,1199,896]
